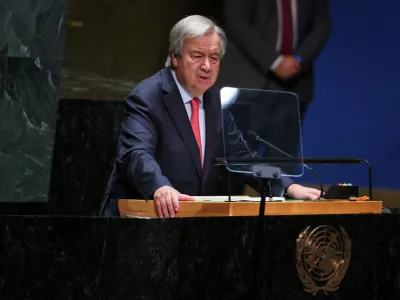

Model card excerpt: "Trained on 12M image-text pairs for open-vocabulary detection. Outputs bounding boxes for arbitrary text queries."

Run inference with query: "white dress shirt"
[171,70,206,165]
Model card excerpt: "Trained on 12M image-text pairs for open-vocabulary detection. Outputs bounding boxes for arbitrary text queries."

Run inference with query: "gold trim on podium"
[118,199,382,218]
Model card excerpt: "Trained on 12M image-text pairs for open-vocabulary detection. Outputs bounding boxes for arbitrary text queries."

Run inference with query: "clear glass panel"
[220,87,304,177]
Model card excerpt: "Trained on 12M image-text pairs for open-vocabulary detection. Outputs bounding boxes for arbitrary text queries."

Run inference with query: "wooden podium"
[118,199,382,218]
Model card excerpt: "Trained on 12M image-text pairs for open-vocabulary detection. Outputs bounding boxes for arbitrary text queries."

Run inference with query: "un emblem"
[296,225,351,295]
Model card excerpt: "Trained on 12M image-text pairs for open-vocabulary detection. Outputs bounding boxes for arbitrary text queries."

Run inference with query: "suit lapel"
[201,88,221,185]
[162,69,202,176]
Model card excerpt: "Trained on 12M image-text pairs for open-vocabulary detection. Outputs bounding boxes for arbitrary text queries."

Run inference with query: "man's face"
[172,32,221,97]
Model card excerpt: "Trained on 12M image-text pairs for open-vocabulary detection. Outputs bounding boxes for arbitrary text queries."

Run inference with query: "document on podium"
[192,196,286,202]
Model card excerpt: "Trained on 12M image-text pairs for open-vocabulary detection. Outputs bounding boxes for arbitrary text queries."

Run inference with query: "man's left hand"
[274,56,300,80]
[286,184,321,200]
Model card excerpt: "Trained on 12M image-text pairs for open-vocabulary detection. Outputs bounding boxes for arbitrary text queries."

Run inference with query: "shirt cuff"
[270,55,284,71]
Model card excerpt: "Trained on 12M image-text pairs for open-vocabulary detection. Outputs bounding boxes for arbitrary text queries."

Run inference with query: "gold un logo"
[296,225,351,295]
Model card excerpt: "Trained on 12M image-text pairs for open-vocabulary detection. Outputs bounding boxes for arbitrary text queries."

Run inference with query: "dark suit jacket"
[217,0,332,107]
[100,67,292,216]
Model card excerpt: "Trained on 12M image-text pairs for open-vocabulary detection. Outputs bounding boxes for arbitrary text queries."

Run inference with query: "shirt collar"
[171,69,203,105]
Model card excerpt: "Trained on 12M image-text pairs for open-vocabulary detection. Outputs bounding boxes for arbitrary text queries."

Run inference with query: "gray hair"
[165,15,227,67]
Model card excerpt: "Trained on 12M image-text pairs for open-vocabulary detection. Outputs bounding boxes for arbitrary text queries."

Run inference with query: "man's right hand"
[153,186,195,218]
[274,56,300,80]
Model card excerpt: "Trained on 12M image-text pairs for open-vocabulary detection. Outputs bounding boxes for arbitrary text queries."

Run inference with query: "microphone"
[238,135,253,158]
[247,130,324,199]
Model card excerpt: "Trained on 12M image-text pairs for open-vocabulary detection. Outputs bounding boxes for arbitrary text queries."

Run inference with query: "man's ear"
[171,52,179,68]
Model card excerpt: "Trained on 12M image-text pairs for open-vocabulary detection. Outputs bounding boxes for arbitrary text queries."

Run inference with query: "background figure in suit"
[216,0,331,194]
[218,0,332,121]
[100,15,321,217]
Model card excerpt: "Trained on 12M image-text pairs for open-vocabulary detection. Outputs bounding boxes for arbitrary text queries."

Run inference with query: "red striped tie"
[190,97,202,165]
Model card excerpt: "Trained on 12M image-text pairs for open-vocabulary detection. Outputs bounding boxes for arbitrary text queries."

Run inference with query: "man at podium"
[100,15,321,217]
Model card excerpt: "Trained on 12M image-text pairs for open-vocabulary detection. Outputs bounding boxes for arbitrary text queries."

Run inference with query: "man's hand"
[286,184,321,200]
[274,56,300,80]
[153,186,194,218]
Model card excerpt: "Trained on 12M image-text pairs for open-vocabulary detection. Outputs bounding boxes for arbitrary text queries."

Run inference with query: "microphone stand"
[259,179,273,217]
[251,164,281,216]
[238,135,278,217]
